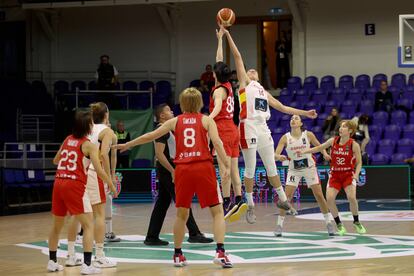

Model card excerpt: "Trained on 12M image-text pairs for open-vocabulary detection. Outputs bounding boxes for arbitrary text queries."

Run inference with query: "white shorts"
[286,167,320,188]
[86,168,108,205]
[240,122,273,150]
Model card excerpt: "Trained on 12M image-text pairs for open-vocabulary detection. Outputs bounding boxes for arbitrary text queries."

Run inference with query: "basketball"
[216,8,236,27]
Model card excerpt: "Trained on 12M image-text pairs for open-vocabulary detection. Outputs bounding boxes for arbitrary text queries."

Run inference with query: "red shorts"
[175,161,222,208]
[52,179,92,216]
[327,171,356,191]
[215,120,240,158]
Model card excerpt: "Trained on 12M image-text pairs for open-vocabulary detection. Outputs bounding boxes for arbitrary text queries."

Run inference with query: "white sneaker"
[80,263,101,275]
[75,235,83,244]
[274,225,283,237]
[93,255,117,268]
[65,255,83,266]
[246,205,257,224]
[47,260,64,272]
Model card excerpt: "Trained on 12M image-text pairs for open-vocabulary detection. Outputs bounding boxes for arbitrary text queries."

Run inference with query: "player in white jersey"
[274,115,334,237]
[66,102,118,269]
[222,26,317,223]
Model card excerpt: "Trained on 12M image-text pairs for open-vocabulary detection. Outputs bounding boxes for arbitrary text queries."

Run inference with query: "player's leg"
[104,193,120,242]
[326,184,345,235]
[76,212,101,274]
[275,183,297,237]
[217,153,237,219]
[344,183,366,234]
[92,203,116,268]
[241,147,257,224]
[309,183,334,236]
[227,157,248,223]
[65,217,82,266]
[173,207,190,267]
[47,215,65,272]
[209,204,232,268]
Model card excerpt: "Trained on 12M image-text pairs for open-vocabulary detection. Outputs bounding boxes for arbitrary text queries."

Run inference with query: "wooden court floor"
[0,201,414,276]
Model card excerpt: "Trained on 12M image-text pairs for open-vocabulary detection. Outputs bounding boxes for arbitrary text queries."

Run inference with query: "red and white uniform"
[209,82,240,157]
[285,131,319,187]
[52,135,92,216]
[174,113,222,208]
[328,137,356,191]
[86,123,109,205]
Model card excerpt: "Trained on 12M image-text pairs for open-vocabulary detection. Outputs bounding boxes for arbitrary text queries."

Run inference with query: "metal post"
[76,87,79,108]
[150,90,153,108]
[36,118,40,143]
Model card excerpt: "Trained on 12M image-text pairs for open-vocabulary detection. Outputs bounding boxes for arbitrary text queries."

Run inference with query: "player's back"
[174,113,212,164]
[55,135,90,183]
[209,82,234,121]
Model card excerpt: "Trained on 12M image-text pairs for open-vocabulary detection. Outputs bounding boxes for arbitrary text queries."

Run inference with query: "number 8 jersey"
[209,82,234,120]
[174,113,213,164]
[55,135,90,183]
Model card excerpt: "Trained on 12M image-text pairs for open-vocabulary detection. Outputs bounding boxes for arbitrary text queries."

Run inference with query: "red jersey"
[330,137,355,172]
[55,135,90,183]
[209,82,234,121]
[174,113,212,164]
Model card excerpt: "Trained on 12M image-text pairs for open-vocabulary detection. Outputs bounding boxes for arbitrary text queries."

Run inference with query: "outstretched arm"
[216,28,224,62]
[268,92,317,119]
[307,131,330,161]
[302,138,334,155]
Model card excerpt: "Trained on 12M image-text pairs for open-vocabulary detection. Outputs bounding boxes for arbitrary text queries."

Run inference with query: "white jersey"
[239,80,270,125]
[285,130,315,171]
[88,123,109,170]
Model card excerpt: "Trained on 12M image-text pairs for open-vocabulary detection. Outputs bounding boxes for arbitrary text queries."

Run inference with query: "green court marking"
[235,247,347,260]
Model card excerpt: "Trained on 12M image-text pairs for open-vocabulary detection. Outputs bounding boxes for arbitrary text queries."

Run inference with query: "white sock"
[246,192,254,206]
[95,243,104,258]
[323,213,331,225]
[68,241,75,257]
[277,215,285,227]
[105,194,113,234]
[275,186,287,202]
[105,218,112,234]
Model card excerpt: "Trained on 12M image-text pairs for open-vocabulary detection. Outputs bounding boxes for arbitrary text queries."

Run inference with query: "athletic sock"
[246,192,254,206]
[216,243,225,252]
[95,243,104,258]
[275,186,288,202]
[277,215,285,227]
[174,248,182,255]
[49,251,57,262]
[323,213,331,225]
[235,196,242,204]
[68,241,75,257]
[84,252,92,266]
[353,215,359,223]
[334,216,342,225]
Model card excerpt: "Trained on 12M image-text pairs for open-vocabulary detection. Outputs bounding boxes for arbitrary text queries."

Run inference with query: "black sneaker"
[223,201,238,220]
[104,232,121,242]
[187,233,214,243]
[144,238,169,246]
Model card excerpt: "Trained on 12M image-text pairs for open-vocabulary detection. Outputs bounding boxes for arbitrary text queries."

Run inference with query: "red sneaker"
[173,253,187,267]
[213,250,233,268]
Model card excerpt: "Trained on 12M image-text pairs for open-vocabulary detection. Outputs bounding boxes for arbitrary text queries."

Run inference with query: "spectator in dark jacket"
[375,80,393,113]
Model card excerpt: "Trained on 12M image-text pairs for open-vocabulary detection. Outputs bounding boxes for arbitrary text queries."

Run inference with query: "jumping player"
[114,88,233,268]
[301,120,367,235]
[47,109,113,274]
[210,28,246,222]
[274,115,334,236]
[222,26,317,223]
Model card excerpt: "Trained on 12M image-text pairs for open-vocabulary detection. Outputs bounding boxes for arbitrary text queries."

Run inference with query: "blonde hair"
[89,102,108,123]
[341,120,357,136]
[179,88,203,113]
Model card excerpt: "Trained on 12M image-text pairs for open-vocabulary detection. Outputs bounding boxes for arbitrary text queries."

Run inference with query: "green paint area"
[292,253,355,259]
[234,247,347,260]
[370,245,414,250]
[332,236,381,244]
[381,250,411,254]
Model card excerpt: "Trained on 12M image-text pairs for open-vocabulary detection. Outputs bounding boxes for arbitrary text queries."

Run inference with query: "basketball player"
[301,120,367,235]
[144,104,213,246]
[114,88,233,268]
[211,28,246,222]
[47,109,113,274]
[222,26,317,223]
[274,115,334,237]
[66,102,118,269]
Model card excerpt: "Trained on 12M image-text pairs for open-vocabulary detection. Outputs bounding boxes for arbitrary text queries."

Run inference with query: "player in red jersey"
[47,109,114,274]
[114,88,233,268]
[210,28,246,222]
[301,120,367,236]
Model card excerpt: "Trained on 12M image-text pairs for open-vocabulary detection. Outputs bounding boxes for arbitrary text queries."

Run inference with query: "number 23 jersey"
[174,113,213,164]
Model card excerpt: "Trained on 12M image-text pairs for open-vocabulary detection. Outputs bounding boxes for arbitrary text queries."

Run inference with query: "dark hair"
[90,102,109,123]
[73,109,93,138]
[100,54,109,60]
[155,104,169,121]
[214,61,232,83]
[359,114,369,125]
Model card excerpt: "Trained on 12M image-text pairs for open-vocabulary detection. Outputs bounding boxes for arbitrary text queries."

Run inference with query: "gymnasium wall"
[304,0,414,79]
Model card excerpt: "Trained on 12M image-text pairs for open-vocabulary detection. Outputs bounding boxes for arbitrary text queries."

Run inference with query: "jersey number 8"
[183,128,196,148]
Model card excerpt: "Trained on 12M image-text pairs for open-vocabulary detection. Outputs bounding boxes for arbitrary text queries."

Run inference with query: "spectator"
[114,120,131,168]
[95,55,119,90]
[275,32,291,88]
[322,107,341,141]
[375,80,393,113]
[200,64,215,93]
[352,114,370,164]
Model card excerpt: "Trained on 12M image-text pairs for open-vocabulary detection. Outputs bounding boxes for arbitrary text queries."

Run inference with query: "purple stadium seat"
[290,101,305,110]
[410,111,414,123]
[341,100,357,115]
[388,86,401,103]
[268,120,278,131]
[365,140,376,157]
[373,73,387,90]
[272,127,287,143]
[409,73,414,86]
[355,74,371,91]
[368,125,383,141]
[397,138,413,156]
[377,139,396,156]
[123,81,138,90]
[330,88,346,102]
[305,101,322,114]
[287,76,302,93]
[317,113,328,126]
[383,124,401,140]
[347,88,363,102]
[140,80,155,91]
[390,110,408,127]
[402,124,414,140]
[339,75,354,91]
[339,112,352,119]
[402,86,414,101]
[294,89,309,102]
[372,111,389,126]
[311,125,323,139]
[303,76,318,93]
[71,80,86,92]
[311,89,328,102]
[279,114,291,128]
[365,87,377,102]
[391,73,407,90]
[371,153,389,165]
[397,98,413,110]
[302,118,314,129]
[320,75,335,93]
[359,100,374,116]
[189,79,200,87]
[390,153,409,164]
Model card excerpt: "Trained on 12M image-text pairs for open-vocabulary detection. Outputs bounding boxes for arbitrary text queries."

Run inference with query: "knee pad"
[244,167,256,179]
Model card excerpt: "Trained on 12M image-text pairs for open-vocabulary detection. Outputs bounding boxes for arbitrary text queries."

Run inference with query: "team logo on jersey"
[289,175,295,182]
[251,138,257,144]
[302,138,306,145]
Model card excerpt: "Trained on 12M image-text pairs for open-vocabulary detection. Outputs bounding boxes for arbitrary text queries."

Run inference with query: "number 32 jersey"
[55,135,90,183]
[174,113,213,164]
[330,137,355,172]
